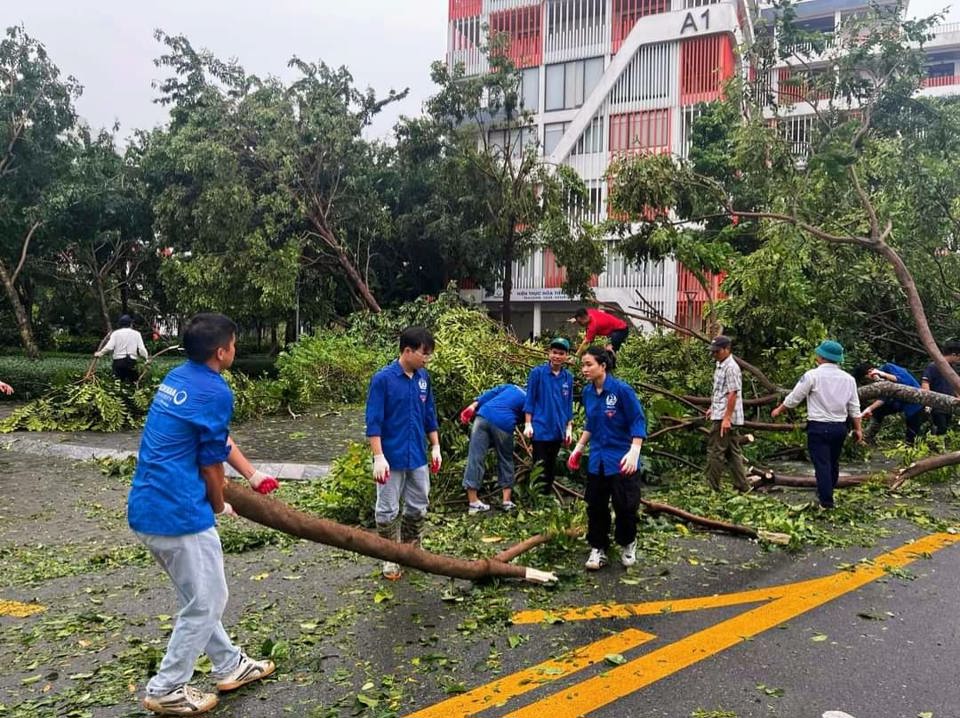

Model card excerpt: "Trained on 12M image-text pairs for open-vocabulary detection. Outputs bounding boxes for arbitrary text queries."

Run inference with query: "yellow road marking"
[0,599,45,618]
[406,628,654,718]
[410,532,960,718]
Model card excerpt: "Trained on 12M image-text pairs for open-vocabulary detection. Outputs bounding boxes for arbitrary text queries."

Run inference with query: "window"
[488,126,539,157]
[521,67,539,112]
[573,115,604,155]
[543,122,569,155]
[544,56,605,111]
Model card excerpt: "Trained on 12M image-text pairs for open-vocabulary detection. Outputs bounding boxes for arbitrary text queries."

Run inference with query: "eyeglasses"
[415,349,434,361]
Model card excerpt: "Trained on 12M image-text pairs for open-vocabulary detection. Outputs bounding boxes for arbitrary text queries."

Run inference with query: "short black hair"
[852,362,873,383]
[574,308,589,319]
[118,314,132,328]
[942,340,960,356]
[584,345,616,373]
[183,313,238,363]
[399,326,435,354]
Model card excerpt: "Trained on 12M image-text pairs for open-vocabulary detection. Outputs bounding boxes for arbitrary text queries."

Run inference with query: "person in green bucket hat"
[771,340,864,509]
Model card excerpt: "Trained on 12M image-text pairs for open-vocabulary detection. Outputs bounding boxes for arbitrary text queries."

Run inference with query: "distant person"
[569,307,629,357]
[131,313,276,716]
[567,347,646,570]
[523,337,574,495]
[921,341,960,435]
[95,314,149,382]
[459,384,525,513]
[705,336,750,493]
[854,361,923,444]
[771,341,863,510]
[365,326,441,581]
[0,381,13,395]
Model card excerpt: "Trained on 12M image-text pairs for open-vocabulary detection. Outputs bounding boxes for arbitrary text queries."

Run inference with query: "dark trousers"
[585,466,641,550]
[112,357,137,383]
[607,328,629,352]
[867,403,923,444]
[807,421,848,508]
[532,440,561,494]
[930,411,951,436]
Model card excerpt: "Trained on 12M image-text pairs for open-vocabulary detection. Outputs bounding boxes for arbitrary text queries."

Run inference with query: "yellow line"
[504,533,960,718]
[405,628,656,718]
[0,599,45,618]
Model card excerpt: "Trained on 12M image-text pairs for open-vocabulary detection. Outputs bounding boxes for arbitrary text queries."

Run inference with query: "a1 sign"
[680,8,710,34]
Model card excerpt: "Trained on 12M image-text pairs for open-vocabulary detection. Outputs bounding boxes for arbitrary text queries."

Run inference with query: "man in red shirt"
[570,307,630,357]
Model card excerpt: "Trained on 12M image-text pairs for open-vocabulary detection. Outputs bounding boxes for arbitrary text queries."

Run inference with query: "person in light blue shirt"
[567,347,647,571]
[130,313,275,716]
[459,384,526,513]
[365,326,440,580]
[855,361,923,444]
[522,337,575,494]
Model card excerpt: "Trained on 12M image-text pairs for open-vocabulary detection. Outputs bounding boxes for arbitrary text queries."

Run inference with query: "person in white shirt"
[95,315,149,383]
[771,340,863,509]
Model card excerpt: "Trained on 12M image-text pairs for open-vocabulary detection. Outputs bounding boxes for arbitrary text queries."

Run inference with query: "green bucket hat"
[549,337,571,352]
[815,340,844,363]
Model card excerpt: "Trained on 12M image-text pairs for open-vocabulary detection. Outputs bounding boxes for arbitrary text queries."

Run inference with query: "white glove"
[564,425,573,447]
[217,502,236,517]
[430,444,442,474]
[619,445,642,475]
[248,469,279,494]
[523,422,534,439]
[373,454,390,484]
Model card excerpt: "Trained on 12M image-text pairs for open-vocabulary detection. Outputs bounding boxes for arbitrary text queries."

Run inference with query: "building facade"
[447,0,960,337]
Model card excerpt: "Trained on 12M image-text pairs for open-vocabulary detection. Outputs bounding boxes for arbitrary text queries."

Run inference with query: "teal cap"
[815,340,844,363]
[549,337,571,352]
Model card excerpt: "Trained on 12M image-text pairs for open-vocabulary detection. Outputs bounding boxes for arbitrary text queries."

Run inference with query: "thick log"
[888,451,960,490]
[224,483,557,584]
[763,473,871,488]
[683,393,781,407]
[859,381,960,414]
[640,498,790,544]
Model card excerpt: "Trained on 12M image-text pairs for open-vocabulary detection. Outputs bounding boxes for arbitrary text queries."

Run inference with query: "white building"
[447,0,960,336]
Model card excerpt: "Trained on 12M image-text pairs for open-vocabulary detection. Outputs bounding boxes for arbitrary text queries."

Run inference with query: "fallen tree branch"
[888,450,960,490]
[640,498,791,544]
[859,381,960,415]
[493,527,584,563]
[683,393,781,407]
[224,484,557,584]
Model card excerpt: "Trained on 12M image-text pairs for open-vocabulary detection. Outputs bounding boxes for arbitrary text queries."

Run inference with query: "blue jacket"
[523,363,574,441]
[583,375,647,475]
[476,384,527,433]
[365,360,439,471]
[879,363,922,417]
[128,361,233,536]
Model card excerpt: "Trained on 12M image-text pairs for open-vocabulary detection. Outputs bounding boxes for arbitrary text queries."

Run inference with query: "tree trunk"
[0,260,39,358]
[859,381,960,414]
[309,217,381,313]
[93,271,112,333]
[889,451,960,490]
[223,484,556,583]
[501,232,515,328]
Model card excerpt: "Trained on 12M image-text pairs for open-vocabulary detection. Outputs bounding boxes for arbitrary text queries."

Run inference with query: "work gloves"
[248,470,279,495]
[373,454,390,484]
[619,445,642,475]
[430,444,443,474]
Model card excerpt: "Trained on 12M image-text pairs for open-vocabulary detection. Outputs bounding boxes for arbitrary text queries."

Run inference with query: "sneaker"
[143,684,218,715]
[215,651,276,692]
[620,540,637,567]
[382,561,403,580]
[501,500,516,512]
[584,548,608,570]
[467,500,491,515]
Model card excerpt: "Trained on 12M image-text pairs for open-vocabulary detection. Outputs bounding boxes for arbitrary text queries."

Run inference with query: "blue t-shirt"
[522,363,574,441]
[128,361,234,536]
[879,363,922,417]
[365,360,439,471]
[476,384,527,433]
[583,375,647,474]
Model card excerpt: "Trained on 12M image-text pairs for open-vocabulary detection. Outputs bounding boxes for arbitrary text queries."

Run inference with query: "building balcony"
[921,74,960,89]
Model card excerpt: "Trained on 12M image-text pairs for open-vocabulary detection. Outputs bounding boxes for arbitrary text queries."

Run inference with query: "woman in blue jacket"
[567,347,647,570]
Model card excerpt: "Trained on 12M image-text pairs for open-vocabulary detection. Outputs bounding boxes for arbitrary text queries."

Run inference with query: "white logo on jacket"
[605,394,618,407]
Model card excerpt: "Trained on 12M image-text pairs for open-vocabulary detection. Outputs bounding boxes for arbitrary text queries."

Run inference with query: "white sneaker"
[585,548,607,570]
[143,684,218,715]
[382,561,403,580]
[215,651,276,692]
[620,540,637,567]
[468,500,491,515]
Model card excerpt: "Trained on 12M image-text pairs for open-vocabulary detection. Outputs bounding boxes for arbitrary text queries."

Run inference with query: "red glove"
[460,405,476,424]
[566,449,582,471]
[430,445,442,474]
[255,477,280,495]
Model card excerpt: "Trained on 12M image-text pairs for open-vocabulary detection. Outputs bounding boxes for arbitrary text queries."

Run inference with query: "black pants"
[585,466,641,550]
[532,440,561,494]
[112,357,137,383]
[868,403,923,444]
[930,411,951,436]
[607,328,629,352]
[807,421,847,508]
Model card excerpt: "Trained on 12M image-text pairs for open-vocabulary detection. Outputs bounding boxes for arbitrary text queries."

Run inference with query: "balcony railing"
[506,242,668,292]
[922,74,960,89]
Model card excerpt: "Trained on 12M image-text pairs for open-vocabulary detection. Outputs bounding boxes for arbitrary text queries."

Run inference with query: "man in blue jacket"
[523,337,575,494]
[459,384,526,513]
[130,313,275,716]
[855,362,923,444]
[366,326,441,580]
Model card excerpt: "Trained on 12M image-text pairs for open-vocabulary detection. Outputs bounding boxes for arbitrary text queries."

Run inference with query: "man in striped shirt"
[704,336,750,492]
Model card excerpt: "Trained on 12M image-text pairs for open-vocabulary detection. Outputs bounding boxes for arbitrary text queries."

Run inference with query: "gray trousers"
[136,527,241,696]
[375,464,430,526]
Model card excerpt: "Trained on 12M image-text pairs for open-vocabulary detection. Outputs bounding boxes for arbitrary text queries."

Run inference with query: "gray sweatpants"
[136,527,241,696]
[375,464,430,525]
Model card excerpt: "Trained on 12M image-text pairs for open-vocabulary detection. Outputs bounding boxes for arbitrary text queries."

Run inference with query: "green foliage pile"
[275,334,388,407]
[0,378,145,432]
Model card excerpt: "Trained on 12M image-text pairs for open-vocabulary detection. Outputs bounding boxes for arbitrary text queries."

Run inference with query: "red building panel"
[612,0,670,54]
[675,266,725,332]
[542,249,598,289]
[680,34,735,104]
[490,4,544,69]
[609,108,671,155]
[449,0,482,21]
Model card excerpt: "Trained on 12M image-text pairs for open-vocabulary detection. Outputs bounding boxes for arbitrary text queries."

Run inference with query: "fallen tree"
[223,483,558,584]
[859,381,960,414]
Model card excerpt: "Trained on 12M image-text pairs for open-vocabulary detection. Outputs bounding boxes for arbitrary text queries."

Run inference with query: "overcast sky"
[9,0,958,144]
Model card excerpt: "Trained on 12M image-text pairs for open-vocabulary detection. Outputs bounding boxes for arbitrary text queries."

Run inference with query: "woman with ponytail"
[567,347,647,570]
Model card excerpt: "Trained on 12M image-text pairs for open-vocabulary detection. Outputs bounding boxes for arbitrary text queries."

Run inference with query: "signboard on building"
[484,287,574,302]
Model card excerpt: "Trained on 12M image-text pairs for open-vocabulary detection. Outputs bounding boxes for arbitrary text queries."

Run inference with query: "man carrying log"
[129,313,276,716]
[771,340,863,510]
[921,340,960,436]
[366,326,441,581]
